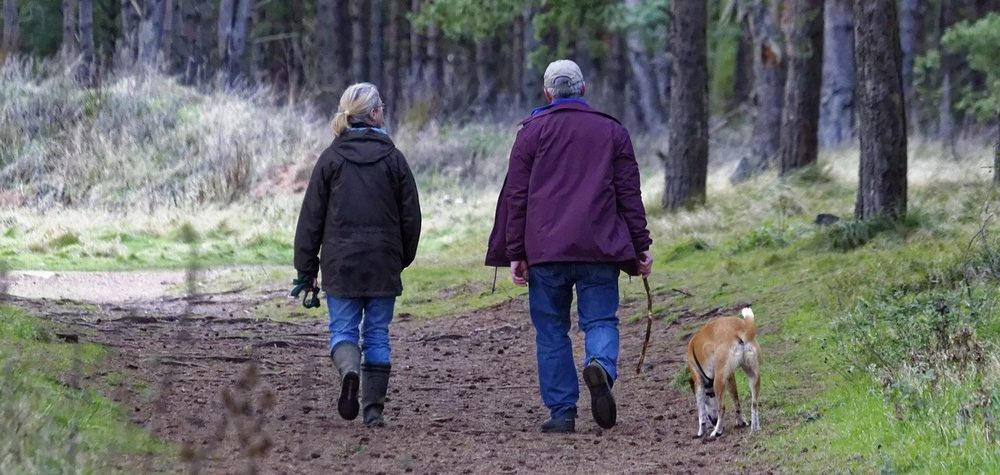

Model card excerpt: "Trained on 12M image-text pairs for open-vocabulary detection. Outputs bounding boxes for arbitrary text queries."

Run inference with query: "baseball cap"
[544,59,584,89]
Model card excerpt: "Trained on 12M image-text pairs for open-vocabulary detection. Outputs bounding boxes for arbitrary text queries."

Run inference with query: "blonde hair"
[332,83,383,136]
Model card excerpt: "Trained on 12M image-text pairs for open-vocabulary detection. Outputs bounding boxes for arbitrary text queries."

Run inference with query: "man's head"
[543,59,586,102]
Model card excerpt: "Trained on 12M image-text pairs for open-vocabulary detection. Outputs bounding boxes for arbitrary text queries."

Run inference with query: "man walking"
[486,60,653,433]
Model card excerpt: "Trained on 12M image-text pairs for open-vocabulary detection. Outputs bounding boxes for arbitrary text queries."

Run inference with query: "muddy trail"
[10,275,766,474]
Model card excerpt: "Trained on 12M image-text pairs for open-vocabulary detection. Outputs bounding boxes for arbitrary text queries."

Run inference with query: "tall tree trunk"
[475,38,495,105]
[407,0,424,107]
[898,0,921,133]
[819,0,855,147]
[385,0,400,118]
[78,0,94,83]
[118,0,139,65]
[511,13,524,107]
[854,0,907,219]
[2,0,18,58]
[426,20,442,93]
[733,9,754,106]
[995,110,999,183]
[226,0,252,85]
[664,0,709,210]
[937,0,970,142]
[522,5,539,104]
[624,0,665,129]
[606,33,628,121]
[778,0,824,176]
[218,0,234,62]
[139,0,166,66]
[62,0,77,57]
[350,0,368,82]
[731,0,785,183]
[181,0,211,84]
[370,0,383,87]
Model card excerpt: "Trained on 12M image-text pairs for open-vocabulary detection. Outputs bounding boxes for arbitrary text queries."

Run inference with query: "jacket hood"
[333,128,396,164]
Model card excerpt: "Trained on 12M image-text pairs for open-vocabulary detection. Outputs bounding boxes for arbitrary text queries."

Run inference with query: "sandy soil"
[6,272,769,474]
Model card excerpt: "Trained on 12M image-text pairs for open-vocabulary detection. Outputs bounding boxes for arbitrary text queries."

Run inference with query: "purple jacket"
[485,101,652,276]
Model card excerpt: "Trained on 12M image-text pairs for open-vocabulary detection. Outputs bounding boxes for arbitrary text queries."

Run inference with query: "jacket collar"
[529,98,591,117]
[520,99,621,126]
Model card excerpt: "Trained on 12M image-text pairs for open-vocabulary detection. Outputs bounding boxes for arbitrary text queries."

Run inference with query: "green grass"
[0,305,166,473]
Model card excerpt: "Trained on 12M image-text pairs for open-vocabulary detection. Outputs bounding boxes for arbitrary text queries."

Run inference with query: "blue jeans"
[327,295,396,365]
[528,263,620,419]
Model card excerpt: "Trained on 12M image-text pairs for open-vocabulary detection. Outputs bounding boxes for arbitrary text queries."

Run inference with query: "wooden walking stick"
[636,277,654,374]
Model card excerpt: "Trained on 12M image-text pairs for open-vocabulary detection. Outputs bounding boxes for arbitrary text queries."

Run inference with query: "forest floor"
[6,270,764,474]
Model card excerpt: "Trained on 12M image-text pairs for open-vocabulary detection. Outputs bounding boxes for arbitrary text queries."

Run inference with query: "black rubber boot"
[540,409,576,434]
[361,363,391,427]
[583,361,617,429]
[330,342,361,421]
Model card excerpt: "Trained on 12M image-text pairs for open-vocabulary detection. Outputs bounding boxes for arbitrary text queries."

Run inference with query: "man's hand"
[637,250,653,277]
[511,261,529,287]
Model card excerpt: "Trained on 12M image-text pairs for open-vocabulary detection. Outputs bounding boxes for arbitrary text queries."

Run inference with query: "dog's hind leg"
[748,369,761,433]
[709,375,726,438]
[694,385,707,438]
[728,374,747,428]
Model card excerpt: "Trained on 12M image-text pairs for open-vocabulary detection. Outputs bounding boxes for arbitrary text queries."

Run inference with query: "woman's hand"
[511,261,529,287]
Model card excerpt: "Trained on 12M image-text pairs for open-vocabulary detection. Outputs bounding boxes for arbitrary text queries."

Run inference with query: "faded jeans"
[327,295,396,365]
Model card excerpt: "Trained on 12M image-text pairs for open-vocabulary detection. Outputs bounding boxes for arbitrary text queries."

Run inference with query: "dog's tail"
[740,307,757,341]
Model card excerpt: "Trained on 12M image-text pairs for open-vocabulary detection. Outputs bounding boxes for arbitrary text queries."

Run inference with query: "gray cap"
[543,59,584,89]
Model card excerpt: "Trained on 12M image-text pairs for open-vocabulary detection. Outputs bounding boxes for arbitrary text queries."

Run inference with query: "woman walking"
[293,82,421,427]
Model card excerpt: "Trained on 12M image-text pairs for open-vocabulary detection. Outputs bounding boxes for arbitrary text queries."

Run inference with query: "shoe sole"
[583,364,617,429]
[338,372,360,420]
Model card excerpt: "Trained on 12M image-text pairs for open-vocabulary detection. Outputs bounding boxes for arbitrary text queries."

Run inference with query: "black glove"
[290,272,321,309]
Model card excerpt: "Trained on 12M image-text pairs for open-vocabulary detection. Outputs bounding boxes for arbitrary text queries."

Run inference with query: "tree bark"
[733,9,754,106]
[624,0,665,129]
[217,0,234,62]
[778,0,824,176]
[426,20,442,93]
[522,5,539,104]
[62,0,77,57]
[819,0,855,147]
[664,0,708,210]
[936,0,971,142]
[898,0,921,133]
[511,13,524,106]
[180,0,211,84]
[350,0,368,82]
[2,0,19,58]
[854,0,907,219]
[370,0,383,87]
[731,0,785,183]
[385,0,401,116]
[138,0,166,66]
[226,0,252,84]
[78,0,94,83]
[995,110,999,183]
[475,38,495,105]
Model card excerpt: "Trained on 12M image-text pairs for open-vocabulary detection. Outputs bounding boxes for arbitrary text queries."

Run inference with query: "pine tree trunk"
[426,20,442,93]
[733,10,754,106]
[995,109,999,183]
[854,0,907,219]
[819,0,855,147]
[370,0,383,87]
[664,0,708,210]
[2,0,19,58]
[226,0,251,85]
[180,0,211,84]
[78,0,94,83]
[475,38,494,105]
[778,0,824,176]
[624,0,665,129]
[606,33,628,121]
[385,0,400,116]
[217,0,233,63]
[139,0,166,66]
[162,0,176,67]
[62,0,77,58]
[521,5,539,104]
[731,0,785,183]
[898,0,921,133]
[511,14,524,107]
[351,0,368,82]
[407,0,423,105]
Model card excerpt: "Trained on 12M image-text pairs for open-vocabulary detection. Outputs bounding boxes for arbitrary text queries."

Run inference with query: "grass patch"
[0,305,166,473]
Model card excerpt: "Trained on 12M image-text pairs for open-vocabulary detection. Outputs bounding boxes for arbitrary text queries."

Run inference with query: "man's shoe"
[583,361,617,429]
[540,417,575,433]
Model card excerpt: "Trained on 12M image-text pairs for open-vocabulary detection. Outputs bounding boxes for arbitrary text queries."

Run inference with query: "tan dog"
[686,307,761,438]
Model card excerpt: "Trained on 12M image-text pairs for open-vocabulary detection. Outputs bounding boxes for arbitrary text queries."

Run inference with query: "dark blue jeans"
[528,262,620,419]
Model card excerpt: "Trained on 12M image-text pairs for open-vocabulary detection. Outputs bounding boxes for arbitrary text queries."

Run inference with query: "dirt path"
[9,276,767,474]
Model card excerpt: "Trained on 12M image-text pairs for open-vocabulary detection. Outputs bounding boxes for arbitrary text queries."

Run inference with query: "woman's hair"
[332,82,383,136]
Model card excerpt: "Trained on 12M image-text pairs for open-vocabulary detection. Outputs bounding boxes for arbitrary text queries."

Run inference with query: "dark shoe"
[540,416,576,433]
[361,363,391,427]
[331,342,361,420]
[583,361,617,429]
